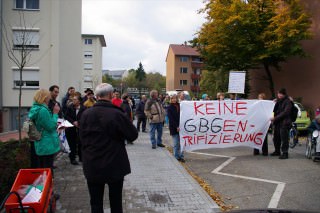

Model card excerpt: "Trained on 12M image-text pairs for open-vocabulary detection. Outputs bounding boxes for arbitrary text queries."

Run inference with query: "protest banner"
[179,100,275,152]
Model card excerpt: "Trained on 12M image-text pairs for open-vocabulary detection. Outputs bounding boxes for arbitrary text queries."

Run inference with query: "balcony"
[191,61,203,69]
[191,73,200,80]
[190,86,200,92]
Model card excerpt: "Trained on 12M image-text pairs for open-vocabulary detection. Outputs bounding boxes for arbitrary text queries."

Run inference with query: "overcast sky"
[82,0,206,75]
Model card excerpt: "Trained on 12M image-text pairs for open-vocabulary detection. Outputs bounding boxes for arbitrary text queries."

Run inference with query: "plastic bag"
[17,171,47,202]
[59,129,70,153]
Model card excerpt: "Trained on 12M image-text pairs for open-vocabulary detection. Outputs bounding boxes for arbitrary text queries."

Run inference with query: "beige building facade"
[166,44,203,96]
[82,34,106,91]
[0,0,82,131]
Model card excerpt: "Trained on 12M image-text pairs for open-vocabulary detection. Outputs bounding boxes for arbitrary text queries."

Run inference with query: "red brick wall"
[249,0,320,114]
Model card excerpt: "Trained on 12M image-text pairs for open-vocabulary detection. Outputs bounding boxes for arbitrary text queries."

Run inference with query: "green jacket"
[28,102,60,156]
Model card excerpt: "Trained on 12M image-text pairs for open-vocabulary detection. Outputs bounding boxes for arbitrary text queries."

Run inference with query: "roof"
[166,44,200,61]
[82,34,107,47]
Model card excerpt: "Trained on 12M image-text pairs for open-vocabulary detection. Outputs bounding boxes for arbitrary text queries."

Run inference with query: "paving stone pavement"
[53,127,219,213]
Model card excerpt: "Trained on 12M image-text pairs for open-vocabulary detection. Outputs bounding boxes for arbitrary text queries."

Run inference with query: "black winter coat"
[64,104,86,136]
[135,100,146,119]
[167,103,180,135]
[79,100,138,182]
[120,100,132,121]
[273,96,292,127]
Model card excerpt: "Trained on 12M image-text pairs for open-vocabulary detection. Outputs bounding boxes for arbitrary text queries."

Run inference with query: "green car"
[294,102,311,131]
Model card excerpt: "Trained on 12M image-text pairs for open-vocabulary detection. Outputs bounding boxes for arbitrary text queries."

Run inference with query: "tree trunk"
[263,63,275,99]
[18,67,22,144]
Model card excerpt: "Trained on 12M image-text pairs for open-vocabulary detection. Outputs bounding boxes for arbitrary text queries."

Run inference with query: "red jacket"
[112,98,122,107]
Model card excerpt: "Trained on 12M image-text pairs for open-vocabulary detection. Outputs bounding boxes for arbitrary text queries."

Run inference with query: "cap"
[84,88,93,93]
[278,88,287,95]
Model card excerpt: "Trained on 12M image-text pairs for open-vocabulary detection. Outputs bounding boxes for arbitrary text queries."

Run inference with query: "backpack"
[291,102,299,122]
[23,119,42,141]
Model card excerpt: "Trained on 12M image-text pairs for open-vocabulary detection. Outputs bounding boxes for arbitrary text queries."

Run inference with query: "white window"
[179,80,188,86]
[13,30,40,49]
[13,69,39,89]
[180,67,188,74]
[84,63,93,70]
[84,39,92,45]
[15,0,39,10]
[84,75,93,82]
[83,81,93,89]
[84,51,93,58]
[180,56,188,62]
[194,68,201,75]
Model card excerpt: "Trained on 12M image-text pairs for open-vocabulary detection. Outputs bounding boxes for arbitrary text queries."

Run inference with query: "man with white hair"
[145,89,166,149]
[80,83,138,213]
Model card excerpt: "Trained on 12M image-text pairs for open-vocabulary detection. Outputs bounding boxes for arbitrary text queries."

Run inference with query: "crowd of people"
[26,84,320,213]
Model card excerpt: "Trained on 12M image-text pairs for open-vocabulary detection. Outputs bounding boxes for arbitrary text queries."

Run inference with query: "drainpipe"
[0,0,2,110]
[0,0,3,132]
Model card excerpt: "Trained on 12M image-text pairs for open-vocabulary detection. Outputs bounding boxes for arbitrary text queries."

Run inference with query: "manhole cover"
[148,193,168,204]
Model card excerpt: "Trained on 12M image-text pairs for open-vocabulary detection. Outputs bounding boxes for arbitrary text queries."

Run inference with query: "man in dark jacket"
[271,88,293,159]
[48,85,63,118]
[135,95,147,132]
[65,95,86,165]
[80,83,138,213]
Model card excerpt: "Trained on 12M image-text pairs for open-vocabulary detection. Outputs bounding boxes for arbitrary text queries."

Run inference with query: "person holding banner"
[271,88,292,159]
[254,93,269,156]
[167,95,185,162]
[145,90,166,149]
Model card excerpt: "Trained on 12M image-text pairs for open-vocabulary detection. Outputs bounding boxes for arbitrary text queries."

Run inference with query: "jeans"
[149,122,163,145]
[172,134,184,159]
[87,178,124,213]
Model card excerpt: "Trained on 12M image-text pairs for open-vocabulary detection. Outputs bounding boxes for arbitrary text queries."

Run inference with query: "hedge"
[0,139,30,202]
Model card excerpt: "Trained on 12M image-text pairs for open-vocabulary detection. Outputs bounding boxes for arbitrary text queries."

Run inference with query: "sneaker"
[279,153,288,159]
[54,193,60,201]
[152,145,156,149]
[178,158,186,163]
[270,152,280,156]
[71,160,79,165]
[157,144,165,148]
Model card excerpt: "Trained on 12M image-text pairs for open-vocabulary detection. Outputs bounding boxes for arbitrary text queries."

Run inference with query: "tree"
[146,72,166,94]
[1,12,42,143]
[200,69,229,98]
[194,0,312,97]
[102,74,122,92]
[135,62,146,96]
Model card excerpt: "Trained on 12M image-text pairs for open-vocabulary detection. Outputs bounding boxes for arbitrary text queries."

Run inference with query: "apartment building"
[82,34,106,91]
[166,44,203,96]
[0,0,82,131]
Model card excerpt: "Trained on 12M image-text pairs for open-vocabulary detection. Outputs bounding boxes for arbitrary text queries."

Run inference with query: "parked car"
[294,102,311,131]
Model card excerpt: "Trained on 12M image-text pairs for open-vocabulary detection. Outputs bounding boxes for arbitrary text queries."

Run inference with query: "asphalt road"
[183,133,320,212]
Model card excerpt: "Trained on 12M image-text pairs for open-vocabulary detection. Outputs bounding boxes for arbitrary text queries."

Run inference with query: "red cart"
[4,168,56,213]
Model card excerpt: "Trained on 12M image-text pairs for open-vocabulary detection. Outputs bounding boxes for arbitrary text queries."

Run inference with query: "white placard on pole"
[228,71,246,94]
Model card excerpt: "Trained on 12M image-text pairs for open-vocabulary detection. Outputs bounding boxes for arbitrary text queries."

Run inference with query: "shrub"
[0,139,30,202]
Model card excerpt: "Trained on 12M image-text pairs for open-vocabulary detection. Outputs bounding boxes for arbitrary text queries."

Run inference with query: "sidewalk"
[54,128,219,212]
[0,131,27,142]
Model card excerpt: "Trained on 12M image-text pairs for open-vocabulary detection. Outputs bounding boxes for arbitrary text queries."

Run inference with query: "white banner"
[180,100,275,152]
